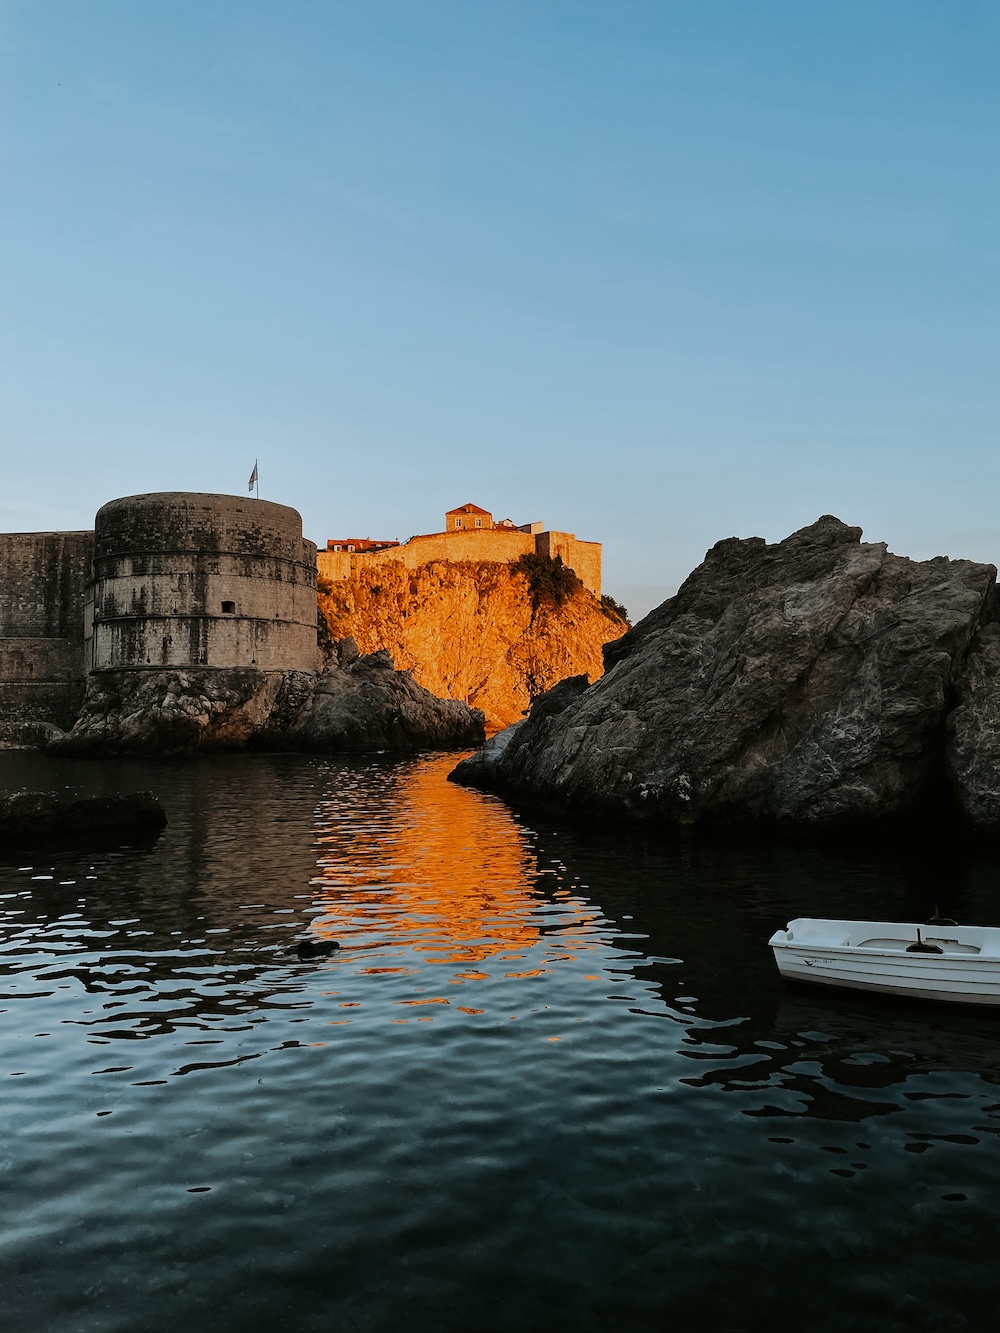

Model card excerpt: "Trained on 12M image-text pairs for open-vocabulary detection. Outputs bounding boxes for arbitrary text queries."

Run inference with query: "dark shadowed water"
[2,750,1000,1333]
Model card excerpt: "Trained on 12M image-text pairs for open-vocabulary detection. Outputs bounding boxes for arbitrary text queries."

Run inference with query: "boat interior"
[776,918,1000,957]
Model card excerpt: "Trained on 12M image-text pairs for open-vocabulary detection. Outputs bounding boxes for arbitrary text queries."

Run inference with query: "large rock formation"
[284,643,486,753]
[317,556,628,731]
[48,644,484,758]
[453,517,998,831]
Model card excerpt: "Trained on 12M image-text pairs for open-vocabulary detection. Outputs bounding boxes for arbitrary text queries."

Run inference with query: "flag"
[248,461,258,493]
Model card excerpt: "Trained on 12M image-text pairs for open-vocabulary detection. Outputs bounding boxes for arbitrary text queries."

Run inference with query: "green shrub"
[512,553,583,608]
[600,593,630,624]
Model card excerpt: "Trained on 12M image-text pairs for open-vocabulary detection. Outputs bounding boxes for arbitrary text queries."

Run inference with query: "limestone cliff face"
[317,558,628,731]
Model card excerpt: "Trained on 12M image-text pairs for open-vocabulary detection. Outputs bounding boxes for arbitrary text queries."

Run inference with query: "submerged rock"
[0,790,167,846]
[292,938,340,961]
[453,517,996,831]
[47,655,484,758]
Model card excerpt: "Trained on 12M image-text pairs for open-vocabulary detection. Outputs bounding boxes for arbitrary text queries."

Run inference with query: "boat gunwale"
[770,941,993,962]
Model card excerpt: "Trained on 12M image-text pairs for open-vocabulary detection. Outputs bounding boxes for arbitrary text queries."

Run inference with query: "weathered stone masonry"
[318,526,602,595]
[0,530,93,731]
[86,493,318,673]
[0,493,319,741]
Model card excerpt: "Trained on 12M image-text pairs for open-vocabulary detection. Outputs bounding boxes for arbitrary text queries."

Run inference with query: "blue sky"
[1,1,997,617]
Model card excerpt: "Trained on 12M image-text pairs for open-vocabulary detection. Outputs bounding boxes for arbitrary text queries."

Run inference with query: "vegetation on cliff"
[317,555,629,731]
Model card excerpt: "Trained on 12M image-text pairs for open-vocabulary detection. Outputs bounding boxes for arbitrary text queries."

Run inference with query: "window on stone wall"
[475,518,482,528]
[454,519,462,529]
[221,601,235,614]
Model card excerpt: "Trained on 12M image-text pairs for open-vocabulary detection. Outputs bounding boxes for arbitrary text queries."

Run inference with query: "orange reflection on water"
[309,754,592,974]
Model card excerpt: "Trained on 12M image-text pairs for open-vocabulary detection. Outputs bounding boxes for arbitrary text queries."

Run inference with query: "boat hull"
[769,919,1000,1007]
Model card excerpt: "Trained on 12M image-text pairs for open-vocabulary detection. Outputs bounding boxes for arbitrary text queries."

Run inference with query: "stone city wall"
[0,531,93,729]
[535,532,602,596]
[318,525,602,594]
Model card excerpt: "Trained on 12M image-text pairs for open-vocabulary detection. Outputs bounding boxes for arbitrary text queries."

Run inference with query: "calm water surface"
[2,750,1000,1332]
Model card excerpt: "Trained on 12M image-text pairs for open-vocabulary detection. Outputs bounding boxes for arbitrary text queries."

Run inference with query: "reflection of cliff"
[313,753,548,968]
[318,560,628,731]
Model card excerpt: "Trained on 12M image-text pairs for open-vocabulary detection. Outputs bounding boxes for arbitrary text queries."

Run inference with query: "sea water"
[2,750,999,1332]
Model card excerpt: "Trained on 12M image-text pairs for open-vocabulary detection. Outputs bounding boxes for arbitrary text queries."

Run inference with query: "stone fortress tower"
[85,493,318,673]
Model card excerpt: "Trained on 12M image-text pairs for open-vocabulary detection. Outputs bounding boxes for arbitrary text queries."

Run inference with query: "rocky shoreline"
[46,639,484,758]
[452,517,1000,834]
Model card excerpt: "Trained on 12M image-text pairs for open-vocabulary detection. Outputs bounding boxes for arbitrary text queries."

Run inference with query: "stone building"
[86,493,318,672]
[446,502,493,531]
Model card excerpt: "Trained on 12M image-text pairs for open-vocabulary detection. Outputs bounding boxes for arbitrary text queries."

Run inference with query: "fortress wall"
[365,528,536,570]
[89,494,318,672]
[0,531,93,637]
[319,529,536,586]
[0,638,88,728]
[534,532,602,594]
[0,531,92,727]
[94,492,308,565]
[92,609,317,671]
[318,526,601,593]
[317,550,352,584]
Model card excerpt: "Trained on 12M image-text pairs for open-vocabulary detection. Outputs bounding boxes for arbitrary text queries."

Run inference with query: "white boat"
[769,918,1000,1006]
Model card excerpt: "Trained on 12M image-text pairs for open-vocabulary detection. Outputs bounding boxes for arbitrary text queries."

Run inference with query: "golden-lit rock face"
[317,559,627,731]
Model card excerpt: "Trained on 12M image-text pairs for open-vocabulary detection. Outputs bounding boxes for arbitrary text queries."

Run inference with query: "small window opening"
[475,518,482,528]
[454,518,462,529]
[221,600,236,614]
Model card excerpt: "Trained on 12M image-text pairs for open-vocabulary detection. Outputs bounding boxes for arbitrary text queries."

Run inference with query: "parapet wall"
[0,531,93,727]
[318,525,601,593]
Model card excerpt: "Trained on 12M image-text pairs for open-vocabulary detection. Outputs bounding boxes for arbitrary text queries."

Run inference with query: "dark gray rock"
[453,517,995,830]
[47,668,306,757]
[286,655,485,754]
[0,790,167,847]
[525,673,590,719]
[946,594,1000,828]
[334,637,361,666]
[47,659,484,758]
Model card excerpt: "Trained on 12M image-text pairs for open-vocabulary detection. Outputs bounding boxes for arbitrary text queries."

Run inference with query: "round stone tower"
[85,493,318,672]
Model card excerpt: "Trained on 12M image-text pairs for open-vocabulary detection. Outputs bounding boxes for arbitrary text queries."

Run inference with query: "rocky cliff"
[48,643,484,758]
[453,516,1000,832]
[317,555,628,731]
